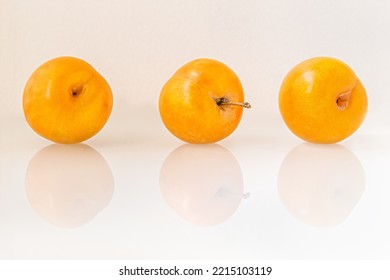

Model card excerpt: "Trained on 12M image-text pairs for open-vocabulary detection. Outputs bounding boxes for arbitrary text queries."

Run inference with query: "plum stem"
[216,97,251,108]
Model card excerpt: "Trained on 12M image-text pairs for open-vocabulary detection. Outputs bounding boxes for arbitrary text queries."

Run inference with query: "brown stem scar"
[336,91,351,110]
[71,86,83,97]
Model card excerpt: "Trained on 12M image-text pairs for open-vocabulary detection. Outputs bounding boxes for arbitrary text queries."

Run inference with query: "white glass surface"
[1,110,389,259]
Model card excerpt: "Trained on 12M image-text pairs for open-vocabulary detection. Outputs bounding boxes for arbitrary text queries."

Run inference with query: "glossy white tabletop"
[1,108,389,260]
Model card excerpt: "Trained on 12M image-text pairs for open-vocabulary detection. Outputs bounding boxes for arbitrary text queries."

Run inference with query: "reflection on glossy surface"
[25,144,114,228]
[278,143,365,227]
[160,144,247,226]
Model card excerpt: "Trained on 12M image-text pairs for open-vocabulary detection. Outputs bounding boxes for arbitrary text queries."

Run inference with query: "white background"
[1,0,390,264]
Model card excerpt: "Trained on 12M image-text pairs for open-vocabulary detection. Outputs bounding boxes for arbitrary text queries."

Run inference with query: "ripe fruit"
[279,57,368,144]
[160,144,248,226]
[25,144,114,228]
[278,143,365,227]
[23,56,113,144]
[159,58,250,144]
